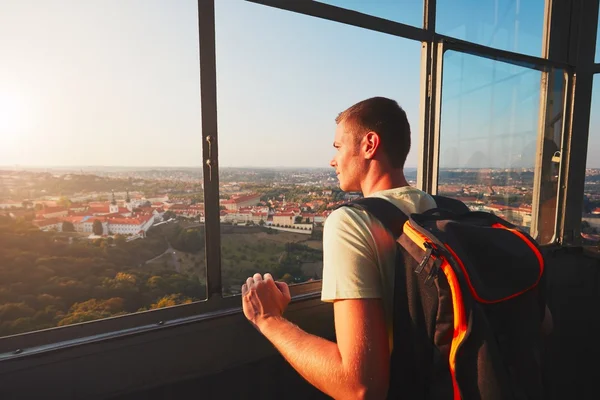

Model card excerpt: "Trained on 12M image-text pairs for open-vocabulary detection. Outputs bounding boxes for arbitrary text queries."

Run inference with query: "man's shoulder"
[324,205,365,231]
[325,187,435,228]
[368,186,436,215]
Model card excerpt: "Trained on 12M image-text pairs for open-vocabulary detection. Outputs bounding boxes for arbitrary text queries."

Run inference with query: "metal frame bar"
[424,0,436,32]
[198,0,223,299]
[417,42,433,192]
[531,70,571,244]
[555,72,576,243]
[438,37,570,72]
[417,0,437,192]
[247,0,431,42]
[531,0,558,242]
[560,0,600,245]
[429,43,445,195]
[542,0,554,60]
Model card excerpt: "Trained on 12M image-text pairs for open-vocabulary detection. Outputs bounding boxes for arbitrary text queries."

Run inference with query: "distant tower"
[125,189,133,212]
[283,195,286,207]
[109,190,119,214]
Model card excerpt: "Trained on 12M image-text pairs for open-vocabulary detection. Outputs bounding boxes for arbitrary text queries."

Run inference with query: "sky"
[0,0,598,168]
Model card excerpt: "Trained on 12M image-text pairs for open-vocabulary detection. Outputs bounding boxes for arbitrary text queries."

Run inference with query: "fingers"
[266,273,290,298]
[242,274,265,296]
[274,281,291,300]
[242,273,289,298]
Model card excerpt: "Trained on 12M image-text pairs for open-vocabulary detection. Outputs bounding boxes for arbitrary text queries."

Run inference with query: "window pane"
[0,0,206,338]
[596,7,600,63]
[215,1,421,295]
[436,0,545,57]
[582,76,600,245]
[438,50,565,243]
[317,0,423,27]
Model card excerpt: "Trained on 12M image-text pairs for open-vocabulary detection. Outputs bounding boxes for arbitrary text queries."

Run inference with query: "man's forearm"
[258,316,365,399]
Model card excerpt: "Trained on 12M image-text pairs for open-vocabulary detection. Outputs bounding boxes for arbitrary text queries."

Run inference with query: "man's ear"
[363,131,380,160]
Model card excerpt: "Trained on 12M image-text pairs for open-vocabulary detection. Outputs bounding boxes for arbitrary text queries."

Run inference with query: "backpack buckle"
[416,242,434,274]
[424,258,442,286]
[416,242,441,285]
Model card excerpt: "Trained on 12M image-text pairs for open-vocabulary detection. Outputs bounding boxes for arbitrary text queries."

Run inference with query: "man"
[241,97,436,399]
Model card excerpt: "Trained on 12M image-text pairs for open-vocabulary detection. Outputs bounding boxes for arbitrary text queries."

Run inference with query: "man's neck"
[361,170,409,197]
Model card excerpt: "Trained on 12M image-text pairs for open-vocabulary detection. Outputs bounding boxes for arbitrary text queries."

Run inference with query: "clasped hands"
[241,273,291,330]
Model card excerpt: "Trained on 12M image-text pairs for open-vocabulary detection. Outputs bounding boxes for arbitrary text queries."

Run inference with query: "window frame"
[561,0,600,244]
[430,40,573,243]
[1,0,597,361]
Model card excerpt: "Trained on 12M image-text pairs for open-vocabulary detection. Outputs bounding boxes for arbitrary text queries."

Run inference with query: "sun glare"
[0,92,25,136]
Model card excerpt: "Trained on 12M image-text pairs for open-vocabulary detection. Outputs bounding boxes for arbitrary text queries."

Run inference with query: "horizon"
[5,164,600,172]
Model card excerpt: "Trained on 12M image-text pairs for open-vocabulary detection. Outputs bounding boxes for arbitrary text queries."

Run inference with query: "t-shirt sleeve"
[321,207,383,302]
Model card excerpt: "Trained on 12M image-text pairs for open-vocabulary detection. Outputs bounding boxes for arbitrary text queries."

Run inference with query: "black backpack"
[344,195,546,400]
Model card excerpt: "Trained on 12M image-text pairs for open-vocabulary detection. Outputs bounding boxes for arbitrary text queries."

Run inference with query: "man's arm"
[243,274,390,400]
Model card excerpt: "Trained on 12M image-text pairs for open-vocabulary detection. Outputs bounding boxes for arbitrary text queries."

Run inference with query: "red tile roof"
[275,212,295,217]
[40,207,67,214]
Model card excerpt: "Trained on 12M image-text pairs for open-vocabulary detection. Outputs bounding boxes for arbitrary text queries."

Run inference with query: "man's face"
[330,121,364,192]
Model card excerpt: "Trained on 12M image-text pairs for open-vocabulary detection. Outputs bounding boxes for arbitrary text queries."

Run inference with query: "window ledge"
[0,281,323,360]
[0,290,334,399]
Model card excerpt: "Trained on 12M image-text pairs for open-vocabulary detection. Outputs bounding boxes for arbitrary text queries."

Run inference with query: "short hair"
[335,97,411,169]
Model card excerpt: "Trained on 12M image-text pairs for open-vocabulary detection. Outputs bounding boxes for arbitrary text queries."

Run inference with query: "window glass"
[215,1,421,295]
[0,0,206,337]
[317,0,423,27]
[436,0,545,57]
[438,50,565,243]
[582,76,600,245]
[596,7,600,63]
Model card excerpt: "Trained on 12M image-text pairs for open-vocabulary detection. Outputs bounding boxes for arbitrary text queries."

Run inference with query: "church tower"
[125,189,133,212]
[109,190,119,214]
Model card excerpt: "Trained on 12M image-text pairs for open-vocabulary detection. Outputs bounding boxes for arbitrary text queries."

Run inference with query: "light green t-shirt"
[320,186,436,347]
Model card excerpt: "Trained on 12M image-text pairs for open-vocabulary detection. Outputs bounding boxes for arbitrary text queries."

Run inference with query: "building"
[36,207,69,219]
[0,200,22,209]
[33,218,63,232]
[219,193,261,210]
[272,212,296,226]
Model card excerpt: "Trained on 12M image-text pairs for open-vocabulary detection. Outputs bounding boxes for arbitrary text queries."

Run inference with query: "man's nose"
[330,158,336,167]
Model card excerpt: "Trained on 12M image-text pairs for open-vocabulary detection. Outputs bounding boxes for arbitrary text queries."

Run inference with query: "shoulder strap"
[343,197,434,398]
[341,197,408,239]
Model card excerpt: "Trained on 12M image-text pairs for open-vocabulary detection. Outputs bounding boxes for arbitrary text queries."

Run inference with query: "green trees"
[62,221,75,232]
[57,298,126,326]
[167,226,205,253]
[0,218,204,336]
[149,294,193,310]
[57,196,72,209]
